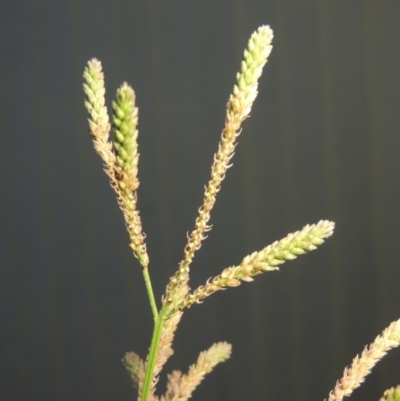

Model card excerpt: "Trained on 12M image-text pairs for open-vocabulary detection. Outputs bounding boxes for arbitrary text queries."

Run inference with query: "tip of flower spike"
[88,57,101,67]
[317,220,335,238]
[251,25,274,50]
[84,58,103,78]
[257,25,273,36]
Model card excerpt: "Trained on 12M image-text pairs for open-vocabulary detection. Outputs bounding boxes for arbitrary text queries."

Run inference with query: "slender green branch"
[141,307,167,401]
[142,268,158,320]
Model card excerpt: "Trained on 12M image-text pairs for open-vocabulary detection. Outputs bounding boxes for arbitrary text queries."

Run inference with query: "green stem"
[142,268,158,320]
[140,306,167,401]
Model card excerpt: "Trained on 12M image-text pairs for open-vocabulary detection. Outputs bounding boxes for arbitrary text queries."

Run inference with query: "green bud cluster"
[112,82,139,192]
[230,25,273,120]
[252,219,335,268]
[380,386,400,401]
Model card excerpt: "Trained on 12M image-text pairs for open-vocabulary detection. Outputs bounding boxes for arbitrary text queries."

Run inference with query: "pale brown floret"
[162,371,182,401]
[161,342,232,401]
[326,319,400,401]
[123,352,145,391]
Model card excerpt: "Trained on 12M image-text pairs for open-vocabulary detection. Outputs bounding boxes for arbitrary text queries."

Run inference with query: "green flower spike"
[176,220,335,311]
[112,82,140,193]
[380,387,400,401]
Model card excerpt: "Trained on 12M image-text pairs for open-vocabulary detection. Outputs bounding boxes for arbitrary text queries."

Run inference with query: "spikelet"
[161,342,232,401]
[164,25,274,305]
[379,386,400,401]
[326,319,400,401]
[175,220,334,311]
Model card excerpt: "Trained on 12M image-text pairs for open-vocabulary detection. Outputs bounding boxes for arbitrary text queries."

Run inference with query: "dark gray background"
[1,1,400,400]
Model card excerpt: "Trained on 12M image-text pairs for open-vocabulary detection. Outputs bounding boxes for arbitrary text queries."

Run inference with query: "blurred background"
[1,1,400,400]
